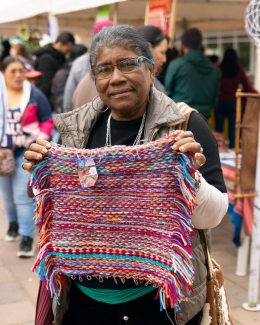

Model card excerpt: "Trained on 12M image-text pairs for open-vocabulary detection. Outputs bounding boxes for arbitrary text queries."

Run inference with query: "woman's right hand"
[23,139,51,174]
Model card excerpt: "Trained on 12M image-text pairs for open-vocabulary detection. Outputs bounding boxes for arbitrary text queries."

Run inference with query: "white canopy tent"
[0,0,253,69]
[0,0,249,33]
[0,0,50,24]
[0,0,126,24]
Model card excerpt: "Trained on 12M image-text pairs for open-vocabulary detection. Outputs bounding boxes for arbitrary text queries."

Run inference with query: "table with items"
[220,149,253,276]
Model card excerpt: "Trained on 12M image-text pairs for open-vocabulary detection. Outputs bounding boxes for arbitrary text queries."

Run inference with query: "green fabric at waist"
[74,282,156,304]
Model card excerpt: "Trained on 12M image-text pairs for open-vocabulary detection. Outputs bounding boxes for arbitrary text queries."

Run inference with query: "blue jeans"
[0,153,35,238]
[215,101,236,148]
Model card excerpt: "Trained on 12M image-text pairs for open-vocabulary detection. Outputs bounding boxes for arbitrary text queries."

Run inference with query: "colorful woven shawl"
[31,133,198,311]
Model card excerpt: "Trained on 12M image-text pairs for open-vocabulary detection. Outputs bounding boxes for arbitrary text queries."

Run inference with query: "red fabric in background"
[35,281,53,325]
[219,68,257,102]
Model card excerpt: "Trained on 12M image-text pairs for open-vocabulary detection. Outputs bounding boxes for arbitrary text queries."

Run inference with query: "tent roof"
[0,0,126,24]
[0,0,250,39]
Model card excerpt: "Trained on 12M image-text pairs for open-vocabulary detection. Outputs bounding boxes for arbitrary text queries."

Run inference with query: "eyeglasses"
[6,69,26,75]
[91,56,154,81]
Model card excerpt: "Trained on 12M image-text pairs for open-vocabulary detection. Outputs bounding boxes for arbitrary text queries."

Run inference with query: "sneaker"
[5,222,19,242]
[17,236,35,257]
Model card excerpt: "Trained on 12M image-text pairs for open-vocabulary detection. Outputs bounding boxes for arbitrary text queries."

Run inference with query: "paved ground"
[0,200,259,325]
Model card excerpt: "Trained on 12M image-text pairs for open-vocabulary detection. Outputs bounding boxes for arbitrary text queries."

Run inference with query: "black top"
[87,110,144,148]
[75,110,226,289]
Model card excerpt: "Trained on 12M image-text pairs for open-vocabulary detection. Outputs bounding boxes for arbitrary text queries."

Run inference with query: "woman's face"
[95,46,154,120]
[3,62,25,90]
[153,38,168,70]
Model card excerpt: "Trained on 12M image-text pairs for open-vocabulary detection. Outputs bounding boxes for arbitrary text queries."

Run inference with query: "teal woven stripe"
[74,282,156,304]
[52,252,172,270]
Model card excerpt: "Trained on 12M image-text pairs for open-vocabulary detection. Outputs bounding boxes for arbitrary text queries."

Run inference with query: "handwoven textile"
[31,133,197,310]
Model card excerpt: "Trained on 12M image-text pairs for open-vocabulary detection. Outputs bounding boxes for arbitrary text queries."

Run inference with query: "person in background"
[10,43,32,66]
[10,43,43,84]
[51,44,87,114]
[72,72,98,110]
[33,32,75,106]
[63,20,114,112]
[165,28,221,119]
[208,54,219,67]
[0,72,7,144]
[158,47,179,85]
[137,25,168,93]
[0,40,11,66]
[215,48,257,148]
[0,56,54,257]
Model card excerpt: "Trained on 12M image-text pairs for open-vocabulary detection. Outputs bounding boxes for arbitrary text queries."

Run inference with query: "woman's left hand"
[172,131,206,170]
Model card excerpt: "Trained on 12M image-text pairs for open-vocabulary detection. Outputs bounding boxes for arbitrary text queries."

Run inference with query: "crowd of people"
[0,19,252,324]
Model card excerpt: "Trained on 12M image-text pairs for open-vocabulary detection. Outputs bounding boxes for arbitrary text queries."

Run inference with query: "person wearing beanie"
[63,20,114,112]
[165,28,221,119]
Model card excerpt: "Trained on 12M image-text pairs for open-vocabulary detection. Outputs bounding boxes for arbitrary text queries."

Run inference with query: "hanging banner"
[96,4,110,21]
[145,0,173,34]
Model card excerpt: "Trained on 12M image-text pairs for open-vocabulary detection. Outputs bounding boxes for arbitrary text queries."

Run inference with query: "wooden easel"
[235,89,260,310]
[234,89,260,202]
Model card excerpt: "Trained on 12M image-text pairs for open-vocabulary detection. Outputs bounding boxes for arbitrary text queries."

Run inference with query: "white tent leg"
[242,110,260,311]
[242,213,260,310]
[236,236,250,276]
[48,12,59,43]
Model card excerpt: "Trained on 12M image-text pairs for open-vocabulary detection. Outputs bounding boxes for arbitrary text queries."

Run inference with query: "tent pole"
[168,0,178,47]
[48,12,59,43]
[144,0,149,26]
[113,3,118,25]
[242,106,260,311]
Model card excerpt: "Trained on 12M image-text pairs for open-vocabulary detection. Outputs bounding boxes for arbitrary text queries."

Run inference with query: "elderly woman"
[24,26,228,325]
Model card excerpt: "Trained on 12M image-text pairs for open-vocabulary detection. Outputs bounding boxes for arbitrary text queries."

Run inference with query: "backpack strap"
[174,102,198,131]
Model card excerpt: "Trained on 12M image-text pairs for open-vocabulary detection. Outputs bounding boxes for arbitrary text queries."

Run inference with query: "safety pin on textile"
[90,147,102,166]
[76,148,101,165]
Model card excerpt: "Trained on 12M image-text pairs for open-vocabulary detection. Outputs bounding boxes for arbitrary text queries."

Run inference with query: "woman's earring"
[148,84,155,103]
[91,95,109,113]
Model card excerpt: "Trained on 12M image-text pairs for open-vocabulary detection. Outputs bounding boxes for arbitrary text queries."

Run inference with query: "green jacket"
[52,89,208,325]
[165,50,221,118]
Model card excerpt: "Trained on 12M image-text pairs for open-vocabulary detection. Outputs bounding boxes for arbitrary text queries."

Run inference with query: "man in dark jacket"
[33,32,75,105]
[165,28,221,119]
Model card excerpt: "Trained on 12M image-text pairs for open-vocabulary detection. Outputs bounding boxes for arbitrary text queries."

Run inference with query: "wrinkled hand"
[172,131,206,169]
[23,139,51,174]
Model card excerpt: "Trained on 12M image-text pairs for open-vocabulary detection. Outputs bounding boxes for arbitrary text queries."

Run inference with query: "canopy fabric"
[0,0,50,24]
[52,0,126,15]
[0,0,251,35]
[0,0,126,24]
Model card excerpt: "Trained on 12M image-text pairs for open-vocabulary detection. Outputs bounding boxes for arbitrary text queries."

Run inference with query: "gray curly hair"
[89,25,153,69]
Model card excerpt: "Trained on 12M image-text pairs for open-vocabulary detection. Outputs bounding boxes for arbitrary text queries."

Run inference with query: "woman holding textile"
[23,26,228,325]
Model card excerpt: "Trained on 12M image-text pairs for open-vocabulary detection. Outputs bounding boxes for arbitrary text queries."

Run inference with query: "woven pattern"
[32,133,197,310]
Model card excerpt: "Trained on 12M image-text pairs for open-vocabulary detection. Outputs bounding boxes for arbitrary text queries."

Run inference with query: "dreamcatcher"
[245,0,260,47]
